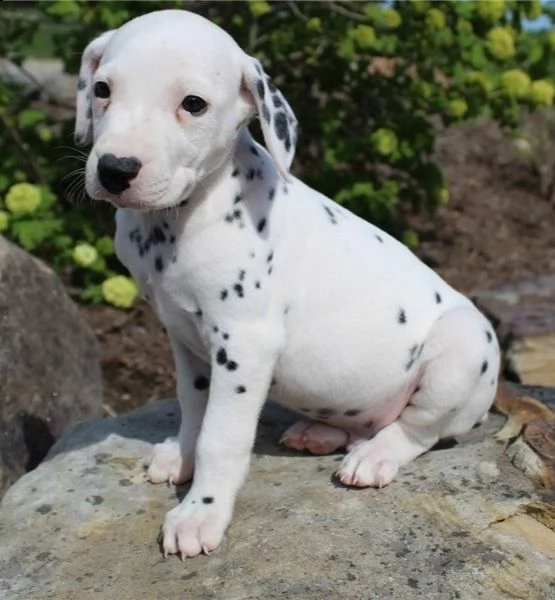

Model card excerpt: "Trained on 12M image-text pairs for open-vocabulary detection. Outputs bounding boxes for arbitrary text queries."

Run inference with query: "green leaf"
[10,218,63,251]
[18,109,46,129]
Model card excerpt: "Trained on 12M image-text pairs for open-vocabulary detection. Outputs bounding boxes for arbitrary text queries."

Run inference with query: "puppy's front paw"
[162,497,232,559]
[143,437,194,485]
[336,440,399,488]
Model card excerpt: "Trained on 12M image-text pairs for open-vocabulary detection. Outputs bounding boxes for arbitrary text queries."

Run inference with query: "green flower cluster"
[4,183,41,215]
[529,80,555,106]
[475,0,506,23]
[370,129,398,156]
[447,99,468,118]
[73,243,98,267]
[486,27,515,60]
[502,69,531,98]
[352,25,376,49]
[102,276,139,309]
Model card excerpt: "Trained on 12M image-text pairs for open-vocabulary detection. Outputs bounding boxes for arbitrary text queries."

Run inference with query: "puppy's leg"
[161,325,281,558]
[281,421,348,455]
[144,336,209,485]
[337,307,499,488]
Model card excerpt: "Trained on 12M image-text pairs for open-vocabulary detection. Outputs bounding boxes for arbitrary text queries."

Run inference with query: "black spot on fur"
[405,343,423,371]
[246,168,256,181]
[481,360,488,375]
[344,409,361,417]
[486,330,493,343]
[169,235,176,243]
[227,360,238,371]
[323,205,337,225]
[220,289,228,301]
[398,309,407,324]
[162,221,169,229]
[435,292,442,304]
[268,187,275,201]
[318,408,336,417]
[86,106,92,119]
[268,266,273,275]
[233,283,244,298]
[236,385,246,394]
[193,375,209,391]
[256,169,264,179]
[239,270,246,281]
[222,332,229,340]
[267,77,277,93]
[272,94,283,108]
[375,234,383,243]
[255,281,261,289]
[270,378,276,386]
[78,77,87,90]
[234,193,243,205]
[213,326,219,333]
[262,103,271,124]
[250,145,259,156]
[195,308,203,318]
[257,218,267,233]
[233,208,242,220]
[255,62,263,75]
[256,79,265,99]
[216,348,228,365]
[231,167,240,177]
[267,252,274,263]
[202,496,214,504]
[154,256,163,272]
[152,226,166,243]
[274,111,288,141]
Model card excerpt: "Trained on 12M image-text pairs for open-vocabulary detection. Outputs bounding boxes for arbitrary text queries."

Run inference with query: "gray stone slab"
[0,400,554,600]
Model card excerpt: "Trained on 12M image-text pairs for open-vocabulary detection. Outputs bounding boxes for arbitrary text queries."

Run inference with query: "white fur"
[76,10,500,559]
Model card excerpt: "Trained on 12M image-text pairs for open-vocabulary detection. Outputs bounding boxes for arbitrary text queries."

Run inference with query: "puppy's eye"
[94,81,110,99]
[181,95,207,116]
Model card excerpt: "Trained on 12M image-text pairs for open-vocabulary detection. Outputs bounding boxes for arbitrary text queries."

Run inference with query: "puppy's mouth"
[87,168,195,212]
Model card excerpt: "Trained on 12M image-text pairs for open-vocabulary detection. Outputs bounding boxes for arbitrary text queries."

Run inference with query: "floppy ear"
[74,30,115,147]
[242,57,298,181]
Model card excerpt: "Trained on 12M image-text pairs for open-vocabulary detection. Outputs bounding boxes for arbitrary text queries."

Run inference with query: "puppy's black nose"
[97,153,142,194]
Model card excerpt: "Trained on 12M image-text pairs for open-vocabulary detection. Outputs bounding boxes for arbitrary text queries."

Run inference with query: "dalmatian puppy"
[75,9,500,559]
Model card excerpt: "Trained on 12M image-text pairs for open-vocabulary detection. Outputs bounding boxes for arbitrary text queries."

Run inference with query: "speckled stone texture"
[0,398,554,600]
[0,235,102,495]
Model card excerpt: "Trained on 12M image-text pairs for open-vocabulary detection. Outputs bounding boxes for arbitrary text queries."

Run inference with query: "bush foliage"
[0,0,554,306]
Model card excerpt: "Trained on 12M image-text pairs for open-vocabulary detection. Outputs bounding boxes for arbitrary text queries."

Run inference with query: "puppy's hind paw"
[336,441,399,488]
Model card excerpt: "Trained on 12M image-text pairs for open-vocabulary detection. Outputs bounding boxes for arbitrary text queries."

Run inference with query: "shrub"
[0,0,554,307]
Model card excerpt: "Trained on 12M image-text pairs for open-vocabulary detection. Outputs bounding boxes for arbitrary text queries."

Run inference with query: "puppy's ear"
[74,30,115,147]
[242,57,298,181]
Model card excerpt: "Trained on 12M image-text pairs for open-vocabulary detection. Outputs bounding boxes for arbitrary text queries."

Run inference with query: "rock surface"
[473,275,555,387]
[0,236,102,495]
[1,390,555,600]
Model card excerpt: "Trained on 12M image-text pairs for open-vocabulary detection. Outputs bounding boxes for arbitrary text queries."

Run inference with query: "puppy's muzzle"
[97,153,142,194]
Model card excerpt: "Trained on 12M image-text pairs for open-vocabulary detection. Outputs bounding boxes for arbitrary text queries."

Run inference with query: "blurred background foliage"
[0,0,554,306]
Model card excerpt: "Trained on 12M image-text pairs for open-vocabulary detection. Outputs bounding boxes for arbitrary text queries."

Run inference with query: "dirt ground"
[78,120,555,415]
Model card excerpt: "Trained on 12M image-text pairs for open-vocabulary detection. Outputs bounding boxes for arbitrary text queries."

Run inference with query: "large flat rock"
[1,399,554,600]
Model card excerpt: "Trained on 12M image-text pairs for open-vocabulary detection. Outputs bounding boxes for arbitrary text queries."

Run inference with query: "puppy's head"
[75,10,297,211]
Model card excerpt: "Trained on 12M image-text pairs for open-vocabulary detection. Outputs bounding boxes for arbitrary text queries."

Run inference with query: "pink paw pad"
[280,420,348,455]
